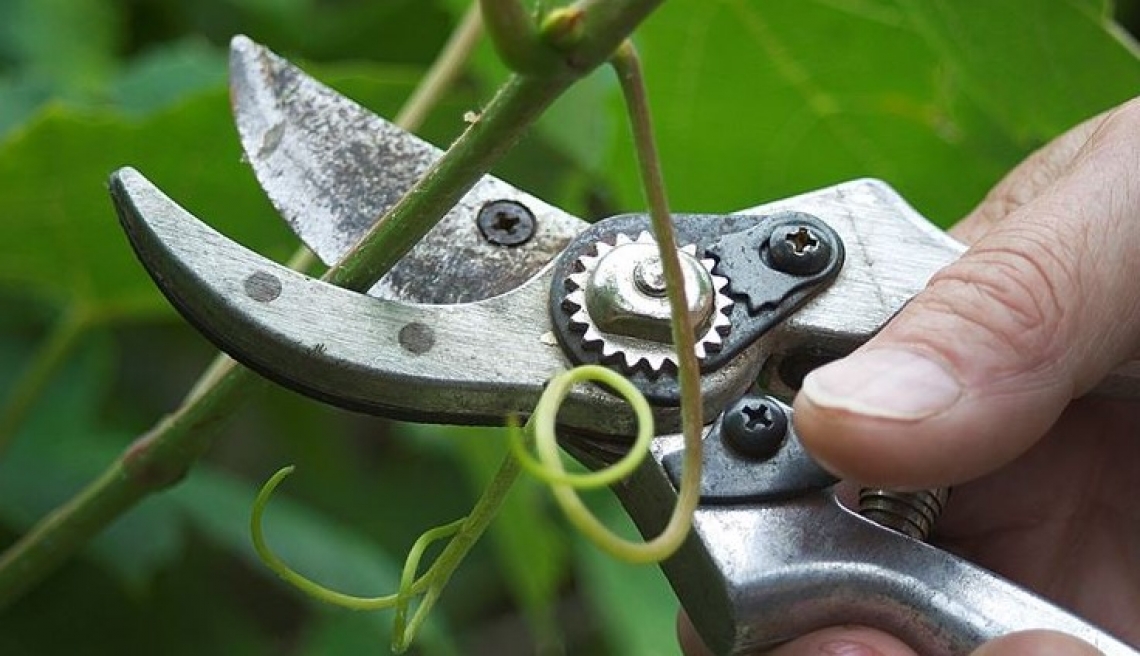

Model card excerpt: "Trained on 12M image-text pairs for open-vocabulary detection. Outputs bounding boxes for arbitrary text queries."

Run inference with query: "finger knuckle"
[920,223,1081,370]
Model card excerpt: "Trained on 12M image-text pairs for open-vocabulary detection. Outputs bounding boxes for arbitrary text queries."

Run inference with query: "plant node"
[541,7,587,50]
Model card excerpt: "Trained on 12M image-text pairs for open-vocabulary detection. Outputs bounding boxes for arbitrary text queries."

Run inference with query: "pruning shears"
[108,37,1140,655]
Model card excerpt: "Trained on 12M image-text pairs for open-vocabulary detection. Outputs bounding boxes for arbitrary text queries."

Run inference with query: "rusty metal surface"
[229,35,587,304]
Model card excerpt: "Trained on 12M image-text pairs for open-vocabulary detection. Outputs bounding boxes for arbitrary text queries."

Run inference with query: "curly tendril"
[508,40,707,565]
[251,466,467,652]
[251,466,459,611]
[511,362,700,564]
[508,365,653,488]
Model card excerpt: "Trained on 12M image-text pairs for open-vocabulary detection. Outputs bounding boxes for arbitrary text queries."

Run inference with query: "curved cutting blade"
[110,166,562,424]
[109,167,704,434]
[229,35,587,304]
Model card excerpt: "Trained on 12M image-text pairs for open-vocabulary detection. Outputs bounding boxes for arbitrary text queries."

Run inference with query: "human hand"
[680,98,1140,654]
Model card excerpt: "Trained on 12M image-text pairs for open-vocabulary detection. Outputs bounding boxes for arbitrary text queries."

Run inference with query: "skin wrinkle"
[957,222,1082,361]
[942,504,1140,642]
[943,524,1130,638]
[795,320,1076,487]
[885,272,1073,395]
[932,254,1068,366]
[874,199,1100,401]
[1038,199,1140,391]
[1038,446,1105,603]
[1063,117,1130,184]
[1045,190,1140,380]
[1079,509,1140,633]
[901,115,1140,398]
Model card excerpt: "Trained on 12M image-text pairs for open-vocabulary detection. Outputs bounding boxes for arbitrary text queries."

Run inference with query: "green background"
[2,1,1139,654]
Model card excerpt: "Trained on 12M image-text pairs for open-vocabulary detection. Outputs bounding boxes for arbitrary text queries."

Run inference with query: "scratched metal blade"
[229,35,587,304]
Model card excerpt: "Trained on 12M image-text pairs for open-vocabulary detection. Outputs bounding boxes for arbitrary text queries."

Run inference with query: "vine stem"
[514,42,702,563]
[0,0,664,611]
[396,3,484,131]
[478,0,557,74]
[609,40,704,556]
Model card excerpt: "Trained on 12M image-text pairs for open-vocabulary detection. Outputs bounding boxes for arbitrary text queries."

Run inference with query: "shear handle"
[672,490,1136,655]
[614,428,1137,656]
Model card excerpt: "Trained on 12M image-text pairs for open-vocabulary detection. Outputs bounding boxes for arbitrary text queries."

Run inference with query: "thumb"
[793,102,1140,487]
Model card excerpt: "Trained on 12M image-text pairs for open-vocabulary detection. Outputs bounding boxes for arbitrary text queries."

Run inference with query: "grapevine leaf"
[0,64,464,320]
[109,39,229,116]
[0,335,184,589]
[898,0,1140,141]
[0,92,291,318]
[0,0,122,101]
[603,0,1140,226]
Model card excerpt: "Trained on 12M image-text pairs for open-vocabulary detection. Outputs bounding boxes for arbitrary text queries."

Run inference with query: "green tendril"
[251,466,466,651]
[252,466,432,610]
[391,517,465,651]
[508,365,653,489]
[509,41,706,566]
[511,365,684,564]
[253,455,520,652]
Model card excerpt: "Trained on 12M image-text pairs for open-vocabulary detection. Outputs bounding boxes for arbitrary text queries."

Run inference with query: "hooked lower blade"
[109,166,566,424]
[229,35,587,304]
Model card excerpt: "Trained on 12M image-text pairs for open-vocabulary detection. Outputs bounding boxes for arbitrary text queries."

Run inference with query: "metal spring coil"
[858,487,950,541]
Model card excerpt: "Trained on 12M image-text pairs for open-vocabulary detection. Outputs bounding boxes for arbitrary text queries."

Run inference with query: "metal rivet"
[398,322,435,355]
[244,271,281,302]
[721,396,787,460]
[767,224,831,276]
[477,200,536,247]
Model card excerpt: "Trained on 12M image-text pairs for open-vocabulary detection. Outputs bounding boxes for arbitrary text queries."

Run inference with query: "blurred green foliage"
[1,1,1139,654]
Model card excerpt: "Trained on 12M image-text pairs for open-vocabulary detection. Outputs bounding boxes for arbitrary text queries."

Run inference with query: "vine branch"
[327,0,663,292]
[0,0,664,611]
[478,0,556,74]
[396,2,484,131]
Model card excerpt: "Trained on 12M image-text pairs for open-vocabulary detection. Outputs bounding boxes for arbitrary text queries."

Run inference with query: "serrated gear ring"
[561,232,732,374]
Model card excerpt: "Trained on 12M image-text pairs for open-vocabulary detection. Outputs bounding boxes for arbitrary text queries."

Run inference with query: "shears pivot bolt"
[562,232,732,373]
